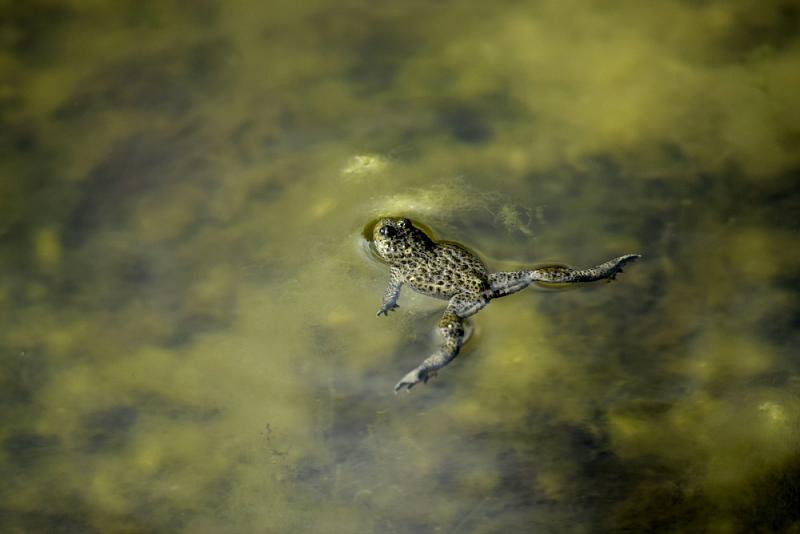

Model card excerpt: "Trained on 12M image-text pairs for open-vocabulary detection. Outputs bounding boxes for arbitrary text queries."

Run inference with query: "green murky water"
[2,1,799,532]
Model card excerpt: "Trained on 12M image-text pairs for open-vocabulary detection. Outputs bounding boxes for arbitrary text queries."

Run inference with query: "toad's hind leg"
[394,294,485,392]
[489,254,641,297]
[530,254,641,285]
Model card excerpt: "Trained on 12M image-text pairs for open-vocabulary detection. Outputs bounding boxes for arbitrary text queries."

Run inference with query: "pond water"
[1,1,799,532]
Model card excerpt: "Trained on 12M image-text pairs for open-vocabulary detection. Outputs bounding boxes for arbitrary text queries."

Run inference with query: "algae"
[1,0,799,532]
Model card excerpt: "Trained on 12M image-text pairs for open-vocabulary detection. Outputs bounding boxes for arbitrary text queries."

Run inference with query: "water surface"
[1,1,799,532]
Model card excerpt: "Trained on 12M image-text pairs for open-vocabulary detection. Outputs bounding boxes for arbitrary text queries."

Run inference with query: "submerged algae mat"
[1,0,800,532]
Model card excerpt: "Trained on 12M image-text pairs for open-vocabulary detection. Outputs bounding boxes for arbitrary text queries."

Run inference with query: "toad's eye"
[398,218,411,229]
[379,225,397,238]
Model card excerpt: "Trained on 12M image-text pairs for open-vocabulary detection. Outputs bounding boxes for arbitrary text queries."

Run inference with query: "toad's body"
[372,217,640,392]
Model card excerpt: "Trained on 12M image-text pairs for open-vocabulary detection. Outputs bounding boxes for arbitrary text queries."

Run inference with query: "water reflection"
[1,0,798,532]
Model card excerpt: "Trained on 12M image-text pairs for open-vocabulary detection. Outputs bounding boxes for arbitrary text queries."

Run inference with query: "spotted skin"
[372,217,641,392]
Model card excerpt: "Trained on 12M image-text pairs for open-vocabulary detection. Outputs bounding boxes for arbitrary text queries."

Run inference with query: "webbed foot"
[604,254,641,280]
[376,303,399,317]
[394,367,434,392]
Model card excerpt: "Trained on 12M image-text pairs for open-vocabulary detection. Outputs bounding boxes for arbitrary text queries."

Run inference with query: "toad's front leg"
[377,267,403,316]
[394,294,486,392]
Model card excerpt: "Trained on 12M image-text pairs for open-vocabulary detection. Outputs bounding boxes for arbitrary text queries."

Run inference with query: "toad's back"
[402,241,490,299]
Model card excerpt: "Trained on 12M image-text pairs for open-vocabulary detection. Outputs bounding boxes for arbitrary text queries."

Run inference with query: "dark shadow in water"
[3,433,60,468]
[437,103,493,145]
[735,453,800,532]
[0,347,50,411]
[0,509,99,534]
[83,405,138,453]
[0,2,72,61]
[62,132,197,247]
[347,28,417,93]
[53,38,234,120]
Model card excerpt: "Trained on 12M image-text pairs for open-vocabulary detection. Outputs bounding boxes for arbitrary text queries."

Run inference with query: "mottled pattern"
[372,217,641,391]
